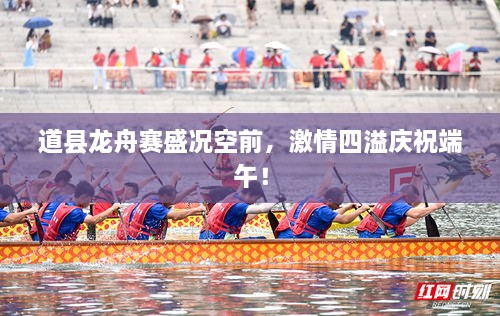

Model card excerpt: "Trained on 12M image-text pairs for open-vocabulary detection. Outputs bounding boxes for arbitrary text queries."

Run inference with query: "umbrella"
[343,8,369,18]
[264,41,290,50]
[215,13,236,24]
[496,57,500,63]
[418,46,441,55]
[446,43,469,54]
[191,15,213,24]
[23,17,53,29]
[200,42,226,51]
[466,46,489,53]
[232,47,255,68]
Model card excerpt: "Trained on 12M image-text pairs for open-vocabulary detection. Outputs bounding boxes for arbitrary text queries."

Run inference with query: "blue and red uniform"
[0,208,9,222]
[31,194,72,241]
[44,202,86,241]
[199,193,249,240]
[356,192,411,238]
[117,195,171,240]
[276,195,339,239]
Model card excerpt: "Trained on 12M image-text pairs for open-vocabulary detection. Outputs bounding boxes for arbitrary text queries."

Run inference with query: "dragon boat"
[0,237,497,265]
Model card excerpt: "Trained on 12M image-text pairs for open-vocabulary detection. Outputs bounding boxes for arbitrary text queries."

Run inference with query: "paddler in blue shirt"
[275,160,369,239]
[356,164,445,238]
[0,185,39,227]
[117,184,204,240]
[199,180,278,240]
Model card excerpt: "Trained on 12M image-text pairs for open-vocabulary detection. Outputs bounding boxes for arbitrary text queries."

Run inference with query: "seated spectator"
[102,1,115,28]
[88,3,103,27]
[424,25,437,47]
[340,16,354,45]
[198,22,211,40]
[38,29,51,52]
[3,0,16,10]
[171,0,183,22]
[215,14,232,37]
[304,0,318,15]
[119,0,141,7]
[213,66,228,96]
[281,0,294,14]
[427,54,437,90]
[405,26,417,50]
[353,15,365,45]
[371,14,386,40]
[17,0,33,12]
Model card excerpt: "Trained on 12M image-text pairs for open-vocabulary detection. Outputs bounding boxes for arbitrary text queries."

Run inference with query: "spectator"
[371,14,386,41]
[424,25,437,47]
[353,15,365,45]
[176,48,190,89]
[92,46,107,90]
[340,16,354,45]
[405,26,417,50]
[372,46,389,90]
[120,0,142,7]
[107,48,119,88]
[88,3,102,27]
[102,1,115,28]
[309,50,325,89]
[281,0,294,14]
[38,29,52,52]
[324,45,340,90]
[246,0,257,29]
[124,46,137,89]
[215,14,232,37]
[304,0,318,15]
[395,48,407,89]
[352,48,366,90]
[17,0,33,12]
[171,0,183,23]
[213,66,228,96]
[436,52,450,90]
[26,28,36,44]
[149,48,163,89]
[414,55,427,91]
[4,0,15,11]
[427,54,437,90]
[468,52,481,92]
[200,49,212,89]
[198,22,211,40]
[281,49,294,90]
[258,49,272,89]
[271,49,284,90]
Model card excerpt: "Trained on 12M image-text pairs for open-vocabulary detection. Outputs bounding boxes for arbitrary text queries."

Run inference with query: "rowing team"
[0,161,445,241]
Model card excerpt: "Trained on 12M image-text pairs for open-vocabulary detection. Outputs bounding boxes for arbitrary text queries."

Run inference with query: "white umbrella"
[264,41,290,51]
[200,42,226,50]
[418,46,441,55]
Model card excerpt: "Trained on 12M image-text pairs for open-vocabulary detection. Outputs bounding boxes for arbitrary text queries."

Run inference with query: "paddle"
[13,192,33,235]
[421,169,462,239]
[106,174,128,241]
[332,166,389,234]
[198,153,215,175]
[266,156,286,238]
[423,181,440,237]
[195,184,210,240]
[138,150,164,186]
[201,106,235,125]
[75,155,96,240]
[15,158,44,243]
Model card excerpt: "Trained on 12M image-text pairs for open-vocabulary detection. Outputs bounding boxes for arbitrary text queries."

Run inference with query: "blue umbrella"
[466,46,489,53]
[23,17,53,29]
[232,47,255,67]
[496,57,500,63]
[343,8,369,18]
[446,43,468,54]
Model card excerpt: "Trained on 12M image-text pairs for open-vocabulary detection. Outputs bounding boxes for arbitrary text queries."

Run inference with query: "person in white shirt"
[215,14,232,37]
[371,14,386,40]
[171,0,183,22]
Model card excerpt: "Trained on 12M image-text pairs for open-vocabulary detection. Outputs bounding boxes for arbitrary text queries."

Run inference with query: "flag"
[125,46,139,67]
[238,47,247,69]
[448,51,462,73]
[338,49,351,71]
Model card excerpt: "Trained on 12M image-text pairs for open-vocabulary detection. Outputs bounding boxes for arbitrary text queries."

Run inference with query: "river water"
[0,256,498,315]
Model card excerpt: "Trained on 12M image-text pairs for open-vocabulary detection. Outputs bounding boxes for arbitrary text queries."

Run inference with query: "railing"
[0,67,498,92]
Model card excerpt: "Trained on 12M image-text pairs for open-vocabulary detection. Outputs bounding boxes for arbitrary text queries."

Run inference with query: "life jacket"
[116,196,167,240]
[275,198,331,238]
[29,203,50,239]
[202,194,247,237]
[44,205,80,241]
[215,153,241,191]
[93,184,124,216]
[356,193,407,236]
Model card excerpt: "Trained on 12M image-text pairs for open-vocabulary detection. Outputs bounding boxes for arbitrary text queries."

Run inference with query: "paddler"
[43,181,121,241]
[117,184,203,240]
[199,180,278,240]
[0,185,40,227]
[275,160,370,239]
[356,164,445,238]
[35,154,79,202]
[208,125,241,191]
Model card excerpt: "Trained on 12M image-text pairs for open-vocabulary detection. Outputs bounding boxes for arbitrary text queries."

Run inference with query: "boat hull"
[0,237,497,265]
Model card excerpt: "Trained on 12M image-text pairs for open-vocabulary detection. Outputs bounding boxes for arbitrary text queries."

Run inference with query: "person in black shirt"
[405,26,417,50]
[340,16,354,45]
[424,25,437,47]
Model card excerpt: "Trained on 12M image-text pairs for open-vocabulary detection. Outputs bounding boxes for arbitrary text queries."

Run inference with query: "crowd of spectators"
[3,0,34,12]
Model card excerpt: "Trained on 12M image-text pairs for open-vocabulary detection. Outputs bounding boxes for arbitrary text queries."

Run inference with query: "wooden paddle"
[201,106,235,125]
[423,181,440,237]
[106,174,129,241]
[138,150,164,186]
[266,156,286,238]
[198,153,215,175]
[75,155,96,240]
[13,192,33,236]
[421,169,462,239]
[195,184,210,240]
